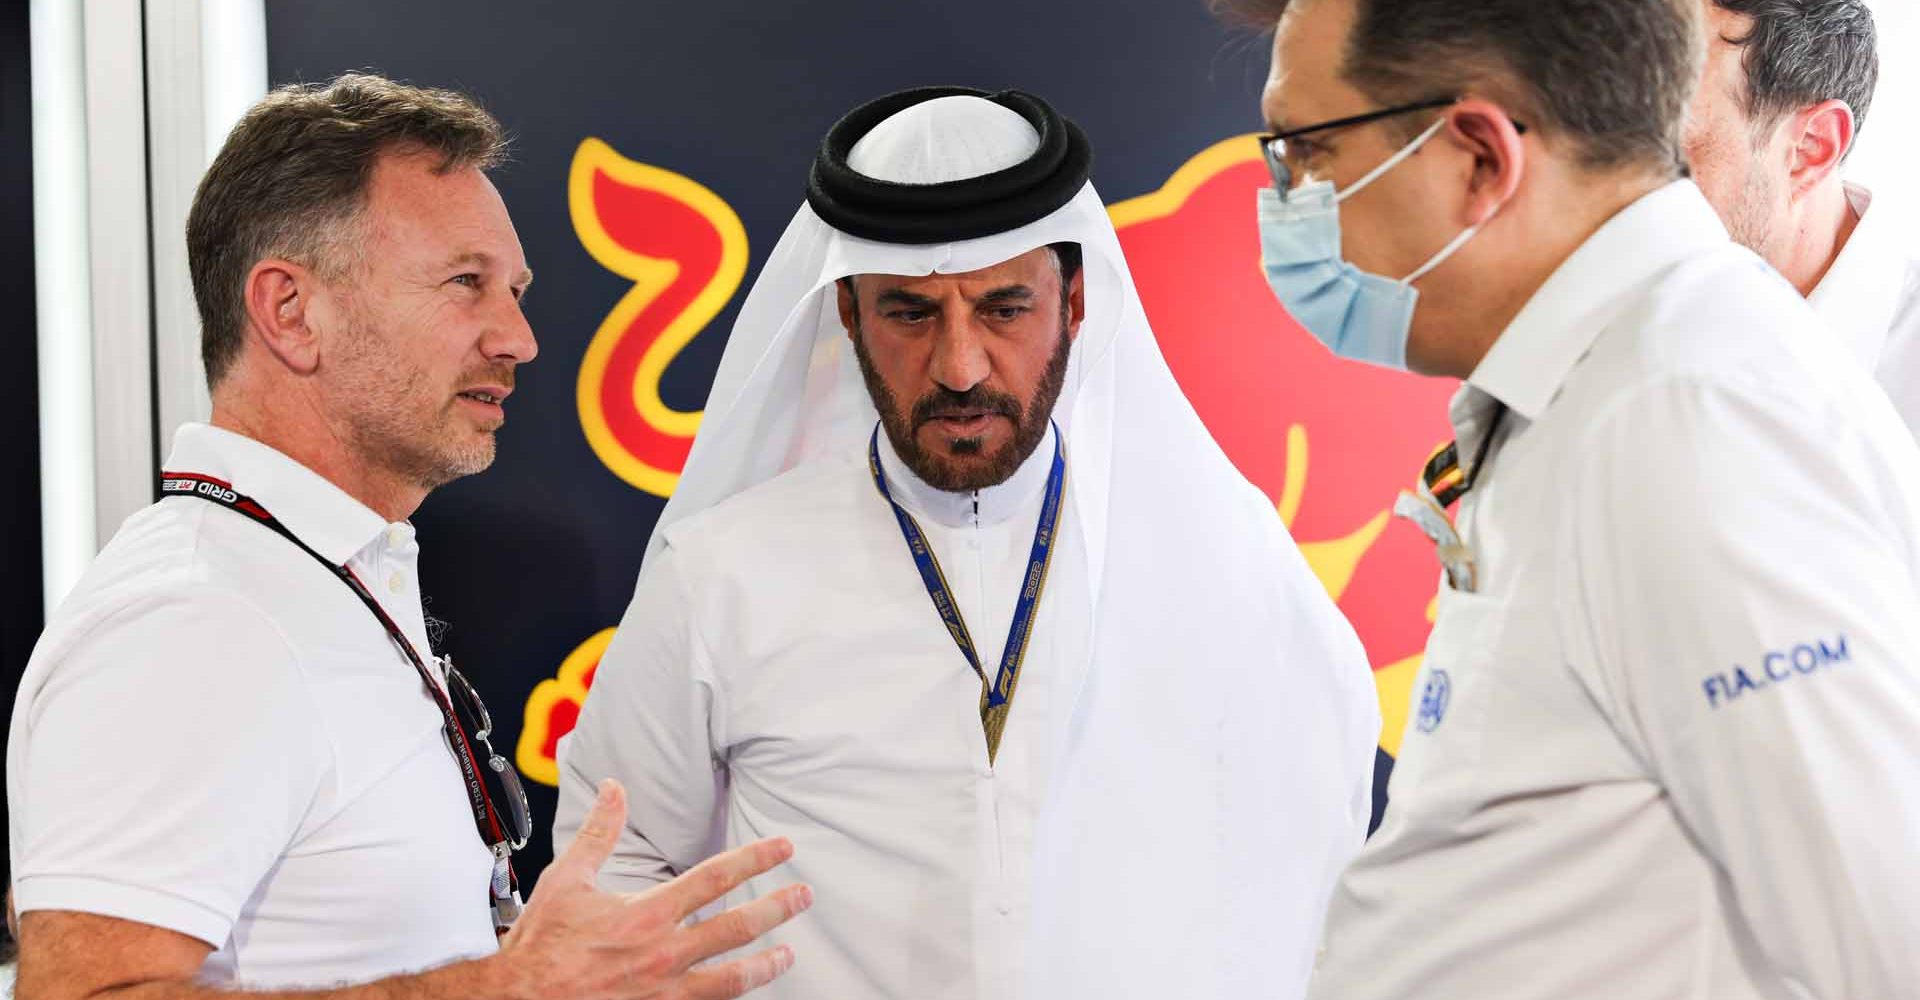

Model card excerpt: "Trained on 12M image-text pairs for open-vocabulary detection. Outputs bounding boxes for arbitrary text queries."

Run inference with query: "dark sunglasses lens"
[444,664,493,738]
[487,757,532,848]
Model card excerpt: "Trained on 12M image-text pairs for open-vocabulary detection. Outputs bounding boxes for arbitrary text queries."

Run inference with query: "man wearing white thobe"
[556,87,1381,1000]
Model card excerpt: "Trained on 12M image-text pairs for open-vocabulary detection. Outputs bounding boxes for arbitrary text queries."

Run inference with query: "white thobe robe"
[557,426,1083,1000]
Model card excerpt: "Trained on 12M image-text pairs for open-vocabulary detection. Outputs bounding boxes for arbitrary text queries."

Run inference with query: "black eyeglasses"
[441,657,532,851]
[1260,96,1527,198]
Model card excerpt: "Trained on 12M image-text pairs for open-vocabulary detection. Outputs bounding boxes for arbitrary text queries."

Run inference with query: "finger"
[658,838,795,922]
[549,779,626,883]
[678,945,796,1000]
[674,884,812,968]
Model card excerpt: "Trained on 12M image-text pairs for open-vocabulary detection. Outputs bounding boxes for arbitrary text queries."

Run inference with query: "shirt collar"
[1465,180,1731,425]
[875,422,1057,529]
[163,423,398,565]
[1807,182,1907,370]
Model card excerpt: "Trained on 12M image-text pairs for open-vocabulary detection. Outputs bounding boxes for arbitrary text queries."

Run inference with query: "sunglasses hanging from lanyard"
[158,472,531,930]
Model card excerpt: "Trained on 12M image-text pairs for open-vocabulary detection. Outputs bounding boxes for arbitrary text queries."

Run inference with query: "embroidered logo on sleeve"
[1701,636,1851,710]
[1416,669,1452,732]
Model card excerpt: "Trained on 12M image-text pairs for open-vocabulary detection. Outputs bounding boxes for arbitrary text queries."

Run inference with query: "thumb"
[552,778,626,883]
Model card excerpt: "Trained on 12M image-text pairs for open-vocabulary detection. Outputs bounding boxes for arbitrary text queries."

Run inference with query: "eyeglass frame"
[1260,96,1528,199]
[440,656,533,852]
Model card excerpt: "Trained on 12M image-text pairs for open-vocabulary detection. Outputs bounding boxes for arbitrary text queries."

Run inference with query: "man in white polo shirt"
[8,73,809,1000]
[1685,0,1920,437]
[1219,0,1920,994]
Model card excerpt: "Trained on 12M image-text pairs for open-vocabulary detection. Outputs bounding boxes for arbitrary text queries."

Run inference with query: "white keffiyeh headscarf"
[644,90,1379,1000]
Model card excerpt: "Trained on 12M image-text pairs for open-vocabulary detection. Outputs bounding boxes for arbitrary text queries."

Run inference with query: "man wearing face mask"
[1218,0,1920,997]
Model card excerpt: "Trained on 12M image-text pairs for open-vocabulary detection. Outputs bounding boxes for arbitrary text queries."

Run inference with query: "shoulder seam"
[653,541,728,758]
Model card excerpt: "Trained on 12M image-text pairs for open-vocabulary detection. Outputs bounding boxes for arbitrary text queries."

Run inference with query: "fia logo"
[1416,669,1452,733]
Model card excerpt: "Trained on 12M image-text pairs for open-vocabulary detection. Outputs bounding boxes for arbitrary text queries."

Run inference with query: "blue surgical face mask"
[1258,115,1490,371]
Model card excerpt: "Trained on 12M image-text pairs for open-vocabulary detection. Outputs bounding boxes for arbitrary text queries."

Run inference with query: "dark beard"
[852,313,1072,493]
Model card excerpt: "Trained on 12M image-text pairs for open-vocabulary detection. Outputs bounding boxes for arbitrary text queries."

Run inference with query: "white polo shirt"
[1309,182,1920,999]
[7,423,498,988]
[1808,182,1920,438]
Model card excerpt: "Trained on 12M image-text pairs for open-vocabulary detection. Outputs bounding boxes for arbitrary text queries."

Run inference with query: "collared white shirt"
[1808,181,1920,438]
[1310,182,1920,999]
[7,423,497,988]
[556,425,1073,1000]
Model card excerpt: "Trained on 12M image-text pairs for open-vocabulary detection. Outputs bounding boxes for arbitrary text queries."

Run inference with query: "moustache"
[457,366,518,392]
[910,386,1021,429]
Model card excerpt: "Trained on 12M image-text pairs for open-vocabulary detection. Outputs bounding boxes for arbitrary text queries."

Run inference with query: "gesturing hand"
[495,779,812,1000]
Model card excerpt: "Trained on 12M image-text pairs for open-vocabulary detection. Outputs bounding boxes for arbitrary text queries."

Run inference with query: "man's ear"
[1445,98,1527,227]
[1786,99,1854,199]
[242,258,324,375]
[836,277,859,342]
[1064,268,1086,343]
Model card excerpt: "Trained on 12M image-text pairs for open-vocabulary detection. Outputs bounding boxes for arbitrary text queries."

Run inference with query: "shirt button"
[387,572,406,594]
[386,524,409,550]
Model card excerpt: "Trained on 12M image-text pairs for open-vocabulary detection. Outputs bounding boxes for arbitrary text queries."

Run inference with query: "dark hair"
[186,72,509,386]
[1050,242,1083,286]
[1210,0,1703,175]
[1710,0,1877,140]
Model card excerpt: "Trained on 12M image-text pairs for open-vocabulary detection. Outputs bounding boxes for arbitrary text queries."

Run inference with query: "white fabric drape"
[642,96,1380,1000]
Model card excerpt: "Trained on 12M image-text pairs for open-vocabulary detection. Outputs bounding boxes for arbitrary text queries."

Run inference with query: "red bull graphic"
[515,627,614,788]
[520,136,1457,784]
[1108,137,1457,752]
[570,137,749,498]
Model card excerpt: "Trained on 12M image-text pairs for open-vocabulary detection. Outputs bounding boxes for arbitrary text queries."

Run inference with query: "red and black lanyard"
[158,472,517,911]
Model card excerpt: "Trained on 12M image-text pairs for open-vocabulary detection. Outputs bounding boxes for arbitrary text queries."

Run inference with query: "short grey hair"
[186,72,509,386]
[1710,0,1878,144]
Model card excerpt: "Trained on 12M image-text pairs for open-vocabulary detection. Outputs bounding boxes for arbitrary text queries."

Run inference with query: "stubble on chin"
[331,338,499,493]
[343,402,496,494]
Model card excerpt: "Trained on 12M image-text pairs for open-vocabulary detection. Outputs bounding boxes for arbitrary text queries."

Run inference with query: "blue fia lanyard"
[867,424,1066,763]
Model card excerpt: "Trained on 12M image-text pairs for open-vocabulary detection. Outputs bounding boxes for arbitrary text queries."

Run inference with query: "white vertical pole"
[198,0,267,162]
[82,0,156,552]
[33,0,267,618]
[30,0,98,616]
[146,0,211,447]
[148,0,267,450]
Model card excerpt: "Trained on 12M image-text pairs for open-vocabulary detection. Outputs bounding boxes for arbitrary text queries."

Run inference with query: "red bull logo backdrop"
[264,0,1460,880]
[518,134,1457,785]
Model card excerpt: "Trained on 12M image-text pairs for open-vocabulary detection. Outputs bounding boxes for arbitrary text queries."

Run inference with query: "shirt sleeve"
[9,588,328,948]
[1562,373,1920,997]
[553,541,725,892]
